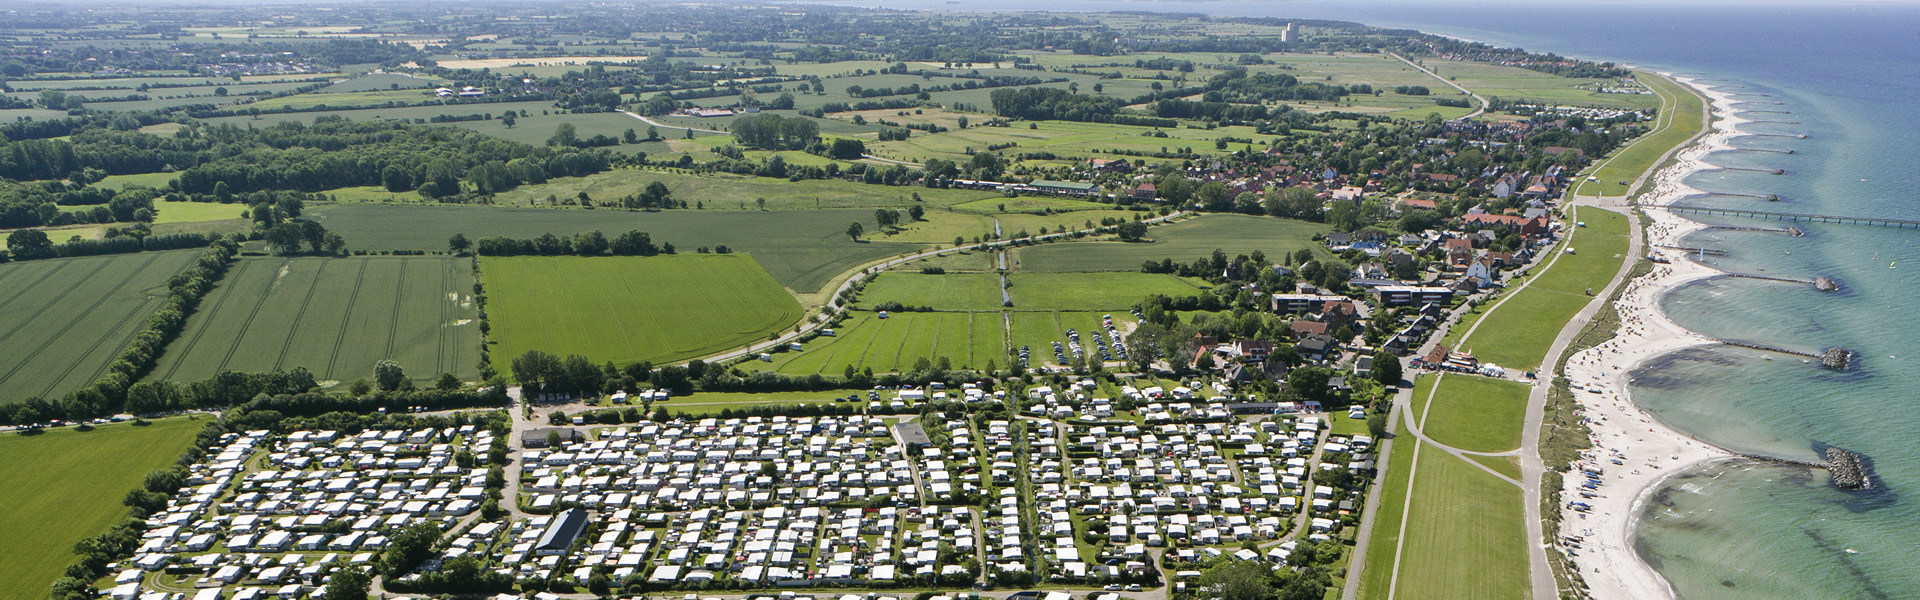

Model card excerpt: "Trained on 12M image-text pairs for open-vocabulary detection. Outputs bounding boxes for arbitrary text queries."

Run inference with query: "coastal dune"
[1555,76,1753,600]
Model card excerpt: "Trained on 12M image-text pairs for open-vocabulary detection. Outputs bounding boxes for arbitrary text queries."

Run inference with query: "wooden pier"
[1746,110,1792,114]
[1729,146,1796,154]
[1717,166,1787,174]
[1652,205,1920,229]
[1711,339,1852,372]
[1746,119,1800,125]
[1741,133,1808,139]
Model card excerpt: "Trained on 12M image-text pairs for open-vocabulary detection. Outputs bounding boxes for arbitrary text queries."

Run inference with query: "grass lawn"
[1008,272,1205,311]
[1573,72,1707,197]
[1328,412,1371,437]
[1420,375,1531,453]
[306,203,919,294]
[1394,449,1529,600]
[1468,454,1523,480]
[485,254,803,369]
[0,251,203,400]
[1458,206,1628,371]
[0,418,205,599]
[859,272,1004,311]
[1355,419,1416,600]
[147,255,481,386]
[1014,214,1327,272]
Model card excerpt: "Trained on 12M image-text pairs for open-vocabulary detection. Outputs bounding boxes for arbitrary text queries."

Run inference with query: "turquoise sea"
[799,1,1920,596]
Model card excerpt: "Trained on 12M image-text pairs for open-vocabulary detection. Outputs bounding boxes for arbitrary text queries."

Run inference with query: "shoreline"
[1554,75,1759,600]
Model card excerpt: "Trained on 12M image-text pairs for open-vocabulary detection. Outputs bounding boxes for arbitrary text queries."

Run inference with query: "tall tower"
[1282,22,1298,43]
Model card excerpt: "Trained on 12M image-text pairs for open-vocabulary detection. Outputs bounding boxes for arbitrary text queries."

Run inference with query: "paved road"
[1388,52,1488,121]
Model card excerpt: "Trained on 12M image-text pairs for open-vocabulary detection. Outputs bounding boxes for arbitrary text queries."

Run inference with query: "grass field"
[1433,60,1664,112]
[484,255,803,369]
[0,251,202,401]
[306,204,920,293]
[652,390,863,416]
[153,199,245,224]
[1007,272,1205,311]
[1010,311,1132,365]
[1420,375,1531,453]
[1014,215,1328,272]
[1393,449,1530,599]
[200,101,703,152]
[859,272,1004,311]
[0,417,205,599]
[1573,72,1707,197]
[148,255,480,385]
[1458,206,1628,371]
[762,311,1007,375]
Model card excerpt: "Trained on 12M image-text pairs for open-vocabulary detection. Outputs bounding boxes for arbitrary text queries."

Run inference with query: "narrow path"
[1388,52,1488,120]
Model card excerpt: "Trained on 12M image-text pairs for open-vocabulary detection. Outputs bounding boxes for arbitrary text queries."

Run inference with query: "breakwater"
[1733,446,1874,490]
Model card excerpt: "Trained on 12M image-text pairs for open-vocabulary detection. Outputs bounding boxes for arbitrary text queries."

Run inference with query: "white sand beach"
[1555,76,1758,600]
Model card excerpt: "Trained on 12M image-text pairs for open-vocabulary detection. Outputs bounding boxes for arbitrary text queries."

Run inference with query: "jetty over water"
[1654,205,1920,229]
[1735,447,1874,490]
[1717,166,1787,174]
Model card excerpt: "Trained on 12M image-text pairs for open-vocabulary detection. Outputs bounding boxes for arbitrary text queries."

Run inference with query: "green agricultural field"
[0,251,202,401]
[760,311,1007,375]
[243,88,433,111]
[93,171,178,190]
[1014,214,1329,272]
[0,417,204,599]
[1393,449,1530,600]
[1458,206,1627,370]
[489,168,997,211]
[148,255,480,385]
[1007,272,1205,311]
[199,101,687,152]
[1574,72,1706,197]
[307,204,922,293]
[485,254,803,368]
[875,208,1142,245]
[1420,375,1530,453]
[867,119,1270,164]
[859,272,1005,311]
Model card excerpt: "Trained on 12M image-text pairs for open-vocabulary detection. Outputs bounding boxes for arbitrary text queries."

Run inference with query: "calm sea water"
[793,0,1920,596]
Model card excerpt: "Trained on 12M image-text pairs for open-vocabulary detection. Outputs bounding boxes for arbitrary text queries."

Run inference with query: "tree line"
[471,229,677,257]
